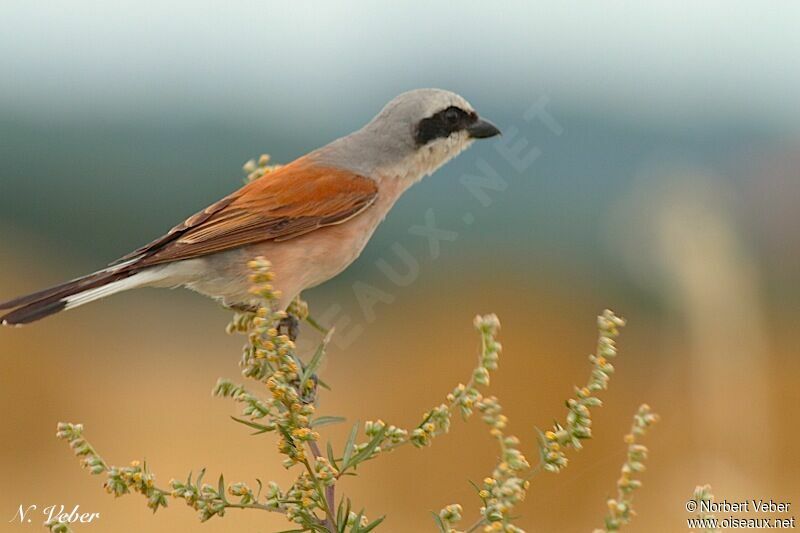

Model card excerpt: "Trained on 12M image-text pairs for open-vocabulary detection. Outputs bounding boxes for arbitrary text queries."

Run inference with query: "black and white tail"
[0,266,163,326]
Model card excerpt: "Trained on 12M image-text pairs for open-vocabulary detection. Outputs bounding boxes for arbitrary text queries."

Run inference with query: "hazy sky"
[2,1,799,131]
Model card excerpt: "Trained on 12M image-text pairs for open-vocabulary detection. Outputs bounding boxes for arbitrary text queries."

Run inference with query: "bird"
[1,88,500,327]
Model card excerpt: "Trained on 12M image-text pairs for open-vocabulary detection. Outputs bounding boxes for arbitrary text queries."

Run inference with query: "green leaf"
[431,511,447,532]
[343,426,387,470]
[310,416,346,428]
[534,427,550,461]
[196,468,206,489]
[217,474,226,501]
[300,328,334,387]
[351,511,365,533]
[327,441,339,469]
[342,422,360,469]
[231,416,273,435]
[361,515,386,532]
[337,497,352,533]
[468,479,482,493]
[277,424,296,450]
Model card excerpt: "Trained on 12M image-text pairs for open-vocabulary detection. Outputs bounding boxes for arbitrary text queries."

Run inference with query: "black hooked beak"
[467,117,501,139]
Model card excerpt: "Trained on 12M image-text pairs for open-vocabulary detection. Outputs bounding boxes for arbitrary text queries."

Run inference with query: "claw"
[278,314,300,342]
[299,373,319,404]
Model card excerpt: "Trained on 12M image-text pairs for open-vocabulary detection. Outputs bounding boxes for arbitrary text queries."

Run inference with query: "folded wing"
[125,158,379,267]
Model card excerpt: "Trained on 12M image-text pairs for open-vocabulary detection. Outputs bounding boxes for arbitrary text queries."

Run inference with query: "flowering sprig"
[352,314,503,467]
[54,257,513,532]
[55,423,169,513]
[53,423,279,533]
[407,315,502,448]
[472,395,530,532]
[435,311,638,533]
[539,310,626,473]
[242,153,282,183]
[594,404,659,532]
[56,294,660,533]
[225,257,345,529]
[691,484,719,533]
[52,219,666,533]
[436,504,464,532]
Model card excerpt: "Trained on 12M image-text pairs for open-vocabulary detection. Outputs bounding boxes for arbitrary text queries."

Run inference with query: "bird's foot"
[278,313,300,342]
[298,372,319,404]
[287,355,318,404]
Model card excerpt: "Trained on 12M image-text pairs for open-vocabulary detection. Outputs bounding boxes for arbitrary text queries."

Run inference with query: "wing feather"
[118,158,378,268]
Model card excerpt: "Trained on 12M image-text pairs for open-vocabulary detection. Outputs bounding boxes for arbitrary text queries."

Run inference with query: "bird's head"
[369,88,501,179]
[321,89,500,181]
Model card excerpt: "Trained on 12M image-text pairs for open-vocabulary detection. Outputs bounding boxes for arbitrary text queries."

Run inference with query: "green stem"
[465,517,486,533]
[300,456,336,532]
[224,501,285,513]
[309,441,337,529]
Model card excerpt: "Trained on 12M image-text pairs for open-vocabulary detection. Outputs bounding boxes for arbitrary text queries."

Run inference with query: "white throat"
[377,131,475,183]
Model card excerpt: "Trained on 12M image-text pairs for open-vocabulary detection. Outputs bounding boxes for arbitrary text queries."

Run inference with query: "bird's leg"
[226,300,300,341]
[228,302,315,400]
[278,313,300,342]
[283,295,321,403]
[298,372,319,405]
[279,294,311,342]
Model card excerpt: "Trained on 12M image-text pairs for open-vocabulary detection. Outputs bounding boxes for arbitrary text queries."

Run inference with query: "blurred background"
[2,2,799,531]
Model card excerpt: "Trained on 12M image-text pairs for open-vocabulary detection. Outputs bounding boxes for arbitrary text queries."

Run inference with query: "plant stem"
[301,455,336,532]
[225,502,285,513]
[309,441,337,530]
[465,517,486,533]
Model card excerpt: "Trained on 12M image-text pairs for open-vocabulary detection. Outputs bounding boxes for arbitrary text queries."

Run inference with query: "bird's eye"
[415,106,467,145]
[444,107,461,125]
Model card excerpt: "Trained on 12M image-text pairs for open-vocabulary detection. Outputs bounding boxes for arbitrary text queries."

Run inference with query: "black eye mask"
[415,106,477,146]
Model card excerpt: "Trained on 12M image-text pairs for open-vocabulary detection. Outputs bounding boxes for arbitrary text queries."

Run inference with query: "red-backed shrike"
[1,89,500,326]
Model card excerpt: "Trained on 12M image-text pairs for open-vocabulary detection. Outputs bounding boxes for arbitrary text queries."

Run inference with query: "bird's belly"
[179,212,381,309]
[277,215,378,290]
